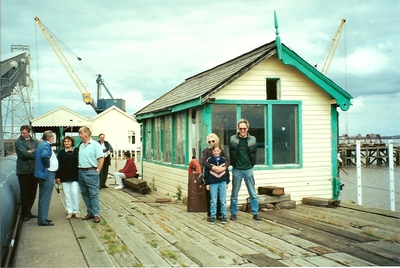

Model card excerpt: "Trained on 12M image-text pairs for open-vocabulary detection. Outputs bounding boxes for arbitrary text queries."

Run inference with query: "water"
[339,165,400,212]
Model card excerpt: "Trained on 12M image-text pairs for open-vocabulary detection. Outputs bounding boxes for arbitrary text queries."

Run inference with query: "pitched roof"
[135,40,352,117]
[136,41,277,116]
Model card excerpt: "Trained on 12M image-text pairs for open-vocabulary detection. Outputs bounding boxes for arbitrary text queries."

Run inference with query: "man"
[98,133,113,189]
[229,119,261,221]
[15,125,39,221]
[78,126,104,223]
[35,130,58,226]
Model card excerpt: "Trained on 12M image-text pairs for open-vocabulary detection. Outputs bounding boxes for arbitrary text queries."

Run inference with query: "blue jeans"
[37,171,55,224]
[79,169,100,216]
[230,168,259,215]
[209,181,227,218]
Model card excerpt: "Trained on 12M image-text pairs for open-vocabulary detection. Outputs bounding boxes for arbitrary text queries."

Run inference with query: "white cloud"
[347,47,390,75]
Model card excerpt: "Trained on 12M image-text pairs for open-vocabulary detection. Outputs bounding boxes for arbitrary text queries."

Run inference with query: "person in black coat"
[98,133,113,188]
[56,136,80,219]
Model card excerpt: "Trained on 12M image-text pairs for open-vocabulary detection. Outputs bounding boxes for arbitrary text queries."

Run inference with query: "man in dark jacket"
[98,133,113,189]
[15,125,39,221]
[229,119,261,221]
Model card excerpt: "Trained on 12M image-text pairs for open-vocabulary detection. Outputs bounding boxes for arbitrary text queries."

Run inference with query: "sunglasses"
[208,140,216,144]
[239,128,247,130]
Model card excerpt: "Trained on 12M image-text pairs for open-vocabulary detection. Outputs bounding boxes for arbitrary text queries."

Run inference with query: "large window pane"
[211,105,236,153]
[272,105,298,164]
[152,118,161,161]
[145,119,151,160]
[162,115,172,163]
[242,105,266,165]
[174,112,185,164]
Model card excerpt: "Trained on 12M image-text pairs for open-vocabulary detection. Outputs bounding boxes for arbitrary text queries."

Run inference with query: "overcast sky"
[2,0,399,136]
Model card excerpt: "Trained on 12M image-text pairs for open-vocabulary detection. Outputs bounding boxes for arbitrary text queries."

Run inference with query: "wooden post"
[389,141,395,211]
[356,140,362,205]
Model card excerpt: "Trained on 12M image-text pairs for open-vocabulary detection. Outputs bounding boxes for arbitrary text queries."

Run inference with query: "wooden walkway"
[55,187,400,267]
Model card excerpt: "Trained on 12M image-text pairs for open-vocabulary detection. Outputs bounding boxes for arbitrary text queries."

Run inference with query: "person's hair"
[78,126,92,136]
[63,136,75,147]
[237,118,250,129]
[206,133,220,143]
[124,151,131,158]
[42,130,53,141]
[98,133,105,138]
[211,142,222,151]
[20,125,31,132]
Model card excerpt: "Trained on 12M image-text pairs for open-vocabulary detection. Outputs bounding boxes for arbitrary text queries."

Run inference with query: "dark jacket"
[98,140,113,166]
[56,148,79,182]
[201,147,230,169]
[203,155,230,185]
[229,133,257,167]
[15,135,39,175]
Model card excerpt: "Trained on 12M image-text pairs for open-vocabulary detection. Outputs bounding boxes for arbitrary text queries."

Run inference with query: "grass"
[77,235,86,239]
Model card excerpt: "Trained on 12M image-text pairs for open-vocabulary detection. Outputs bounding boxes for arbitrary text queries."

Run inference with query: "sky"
[1,0,399,136]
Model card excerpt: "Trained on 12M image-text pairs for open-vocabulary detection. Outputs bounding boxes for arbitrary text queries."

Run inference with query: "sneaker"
[210,217,216,224]
[114,186,123,190]
[230,214,237,221]
[66,213,73,220]
[74,213,81,219]
[253,214,261,221]
[221,216,228,224]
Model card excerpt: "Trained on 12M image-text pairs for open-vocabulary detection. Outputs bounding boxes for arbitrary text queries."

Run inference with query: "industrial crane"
[34,17,125,114]
[315,19,346,75]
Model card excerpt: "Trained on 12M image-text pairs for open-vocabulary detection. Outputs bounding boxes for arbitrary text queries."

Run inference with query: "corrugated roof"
[135,41,276,115]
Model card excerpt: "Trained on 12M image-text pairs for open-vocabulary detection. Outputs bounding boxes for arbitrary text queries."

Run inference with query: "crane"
[34,17,125,114]
[316,18,346,75]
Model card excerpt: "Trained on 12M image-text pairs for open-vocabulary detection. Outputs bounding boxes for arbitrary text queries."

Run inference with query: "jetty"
[339,134,400,166]
[12,181,400,267]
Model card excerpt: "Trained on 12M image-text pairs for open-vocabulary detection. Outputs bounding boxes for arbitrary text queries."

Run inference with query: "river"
[339,164,400,212]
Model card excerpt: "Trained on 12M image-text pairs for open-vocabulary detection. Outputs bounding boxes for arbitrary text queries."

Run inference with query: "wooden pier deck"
[14,185,400,267]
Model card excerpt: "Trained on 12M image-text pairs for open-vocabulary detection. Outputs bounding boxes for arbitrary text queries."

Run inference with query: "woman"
[56,136,80,219]
[114,151,138,190]
[201,133,230,221]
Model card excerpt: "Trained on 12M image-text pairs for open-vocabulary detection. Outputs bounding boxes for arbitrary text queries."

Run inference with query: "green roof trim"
[280,44,352,111]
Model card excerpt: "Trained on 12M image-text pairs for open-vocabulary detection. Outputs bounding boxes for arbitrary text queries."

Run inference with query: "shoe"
[74,213,81,219]
[23,216,31,221]
[253,214,261,221]
[114,186,123,190]
[66,213,73,219]
[221,216,228,224]
[82,214,94,220]
[210,217,216,224]
[30,214,38,218]
[93,215,101,223]
[206,216,211,222]
[39,221,54,226]
[101,185,108,188]
[46,219,53,222]
[230,214,237,221]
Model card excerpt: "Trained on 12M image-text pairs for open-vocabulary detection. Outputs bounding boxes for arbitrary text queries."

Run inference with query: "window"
[242,105,266,164]
[211,103,299,166]
[266,78,280,100]
[144,119,151,160]
[272,105,298,164]
[174,112,185,164]
[211,105,236,153]
[162,115,172,163]
[128,130,136,144]
[152,118,161,161]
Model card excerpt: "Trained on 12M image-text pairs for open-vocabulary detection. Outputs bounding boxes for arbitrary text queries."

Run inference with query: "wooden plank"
[258,186,284,196]
[275,200,296,209]
[324,252,375,266]
[304,256,343,267]
[302,197,341,207]
[354,242,400,261]
[123,178,148,189]
[242,254,288,267]
[257,194,291,204]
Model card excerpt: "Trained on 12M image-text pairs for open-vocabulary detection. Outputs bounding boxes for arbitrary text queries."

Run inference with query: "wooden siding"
[142,55,336,204]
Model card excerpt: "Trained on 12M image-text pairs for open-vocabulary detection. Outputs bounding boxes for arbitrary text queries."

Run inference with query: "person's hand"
[55,178,61,185]
[206,185,210,191]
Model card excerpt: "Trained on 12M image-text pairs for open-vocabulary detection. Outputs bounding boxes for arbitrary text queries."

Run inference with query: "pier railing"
[339,143,399,166]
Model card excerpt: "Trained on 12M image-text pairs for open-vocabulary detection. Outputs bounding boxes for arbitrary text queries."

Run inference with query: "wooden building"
[30,105,141,159]
[135,23,352,204]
